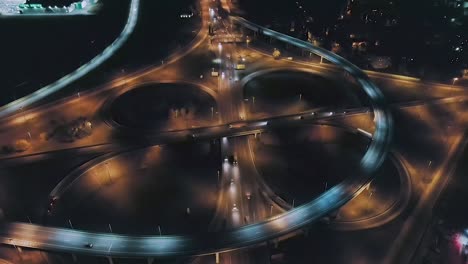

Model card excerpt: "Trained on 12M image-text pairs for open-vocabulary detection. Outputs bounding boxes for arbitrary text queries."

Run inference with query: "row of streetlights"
[67,219,163,236]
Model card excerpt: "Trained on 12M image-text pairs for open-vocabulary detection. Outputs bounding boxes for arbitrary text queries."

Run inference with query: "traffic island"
[250,124,407,229]
[242,69,364,119]
[46,142,220,235]
[108,82,218,131]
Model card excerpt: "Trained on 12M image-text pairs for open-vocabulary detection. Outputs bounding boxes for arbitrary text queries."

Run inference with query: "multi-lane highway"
[0,2,393,259]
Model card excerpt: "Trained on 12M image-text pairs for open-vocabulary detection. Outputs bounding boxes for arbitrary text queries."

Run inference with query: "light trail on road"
[0,16,393,258]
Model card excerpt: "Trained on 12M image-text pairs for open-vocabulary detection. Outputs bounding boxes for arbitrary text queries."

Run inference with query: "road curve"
[0,0,140,119]
[0,18,393,257]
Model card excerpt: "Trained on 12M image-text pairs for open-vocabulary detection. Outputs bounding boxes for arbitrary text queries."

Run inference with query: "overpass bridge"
[0,12,392,260]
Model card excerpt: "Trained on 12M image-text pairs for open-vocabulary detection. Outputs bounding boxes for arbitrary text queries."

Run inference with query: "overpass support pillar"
[147,257,154,264]
[107,256,114,264]
[215,252,220,263]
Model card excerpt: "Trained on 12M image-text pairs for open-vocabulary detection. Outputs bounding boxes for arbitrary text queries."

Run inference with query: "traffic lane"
[234,138,276,222]
[115,106,370,142]
[0,103,389,257]
[0,15,392,258]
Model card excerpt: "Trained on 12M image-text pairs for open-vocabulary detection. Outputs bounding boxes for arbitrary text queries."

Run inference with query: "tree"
[273,48,281,59]
[14,139,31,152]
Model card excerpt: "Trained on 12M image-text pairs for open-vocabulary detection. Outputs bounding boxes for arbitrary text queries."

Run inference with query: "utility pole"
[105,162,112,184]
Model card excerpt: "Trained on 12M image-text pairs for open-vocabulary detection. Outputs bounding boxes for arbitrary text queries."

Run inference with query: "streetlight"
[104,162,112,184]
[19,106,32,143]
[77,92,82,116]
[366,191,373,213]
[158,225,162,236]
[19,106,27,123]
[453,77,459,85]
[10,239,23,264]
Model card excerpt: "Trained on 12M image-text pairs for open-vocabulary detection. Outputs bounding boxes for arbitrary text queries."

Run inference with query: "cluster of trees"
[47,117,93,143]
[1,139,31,154]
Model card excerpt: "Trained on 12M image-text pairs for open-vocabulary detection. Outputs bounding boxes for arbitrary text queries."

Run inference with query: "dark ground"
[47,142,220,235]
[243,69,364,115]
[110,83,216,129]
[252,125,399,206]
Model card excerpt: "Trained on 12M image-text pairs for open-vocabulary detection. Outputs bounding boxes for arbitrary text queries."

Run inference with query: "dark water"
[0,0,197,106]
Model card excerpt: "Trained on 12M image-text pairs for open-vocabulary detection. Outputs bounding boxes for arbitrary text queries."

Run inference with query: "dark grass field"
[110,83,216,129]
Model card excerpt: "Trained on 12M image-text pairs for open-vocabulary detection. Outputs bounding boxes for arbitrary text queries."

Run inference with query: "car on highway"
[85,243,93,248]
[225,155,238,165]
[228,122,247,129]
[235,64,246,70]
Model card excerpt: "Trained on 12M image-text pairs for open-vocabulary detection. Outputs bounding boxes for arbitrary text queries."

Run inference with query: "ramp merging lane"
[0,17,393,257]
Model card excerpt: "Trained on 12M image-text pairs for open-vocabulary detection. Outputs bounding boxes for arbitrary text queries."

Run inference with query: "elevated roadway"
[0,15,392,258]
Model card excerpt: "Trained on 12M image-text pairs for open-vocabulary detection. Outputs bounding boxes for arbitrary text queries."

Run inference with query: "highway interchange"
[0,0,467,263]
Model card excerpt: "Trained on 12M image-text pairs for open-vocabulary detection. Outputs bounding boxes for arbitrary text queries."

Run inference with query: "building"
[19,0,98,14]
